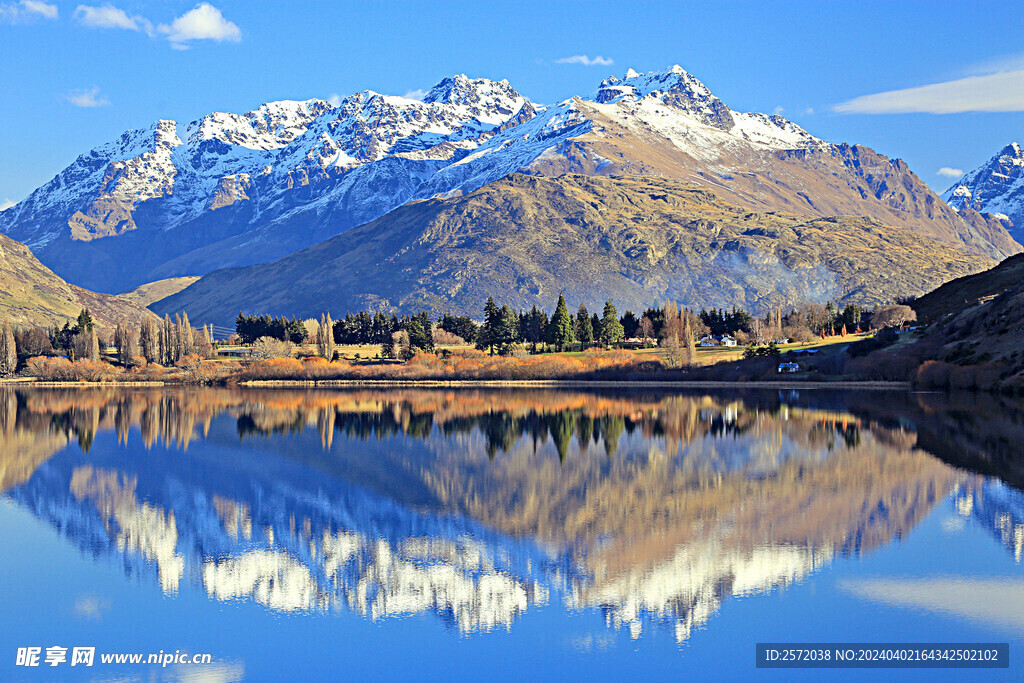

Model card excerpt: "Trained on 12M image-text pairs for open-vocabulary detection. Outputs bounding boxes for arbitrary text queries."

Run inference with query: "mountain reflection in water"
[1,387,1022,642]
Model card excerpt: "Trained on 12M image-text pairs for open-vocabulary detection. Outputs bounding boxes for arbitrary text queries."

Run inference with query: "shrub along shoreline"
[7,347,910,389]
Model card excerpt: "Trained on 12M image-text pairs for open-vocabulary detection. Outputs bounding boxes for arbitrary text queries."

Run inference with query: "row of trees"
[475,296,627,355]
[0,308,217,375]
[128,313,216,365]
[234,314,308,345]
[233,297,919,364]
[0,295,922,377]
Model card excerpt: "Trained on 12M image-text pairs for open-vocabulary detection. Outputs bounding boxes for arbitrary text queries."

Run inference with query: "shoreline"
[0,378,910,390]
[240,379,910,389]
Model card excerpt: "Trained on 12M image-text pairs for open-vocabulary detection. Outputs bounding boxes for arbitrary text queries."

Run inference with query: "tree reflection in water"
[1,387,1023,641]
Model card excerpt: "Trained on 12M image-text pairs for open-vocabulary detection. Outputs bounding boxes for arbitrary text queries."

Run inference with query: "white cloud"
[937,167,964,179]
[158,2,241,48]
[0,0,57,22]
[67,86,110,107]
[75,4,153,34]
[21,0,56,18]
[772,105,785,115]
[804,107,814,115]
[555,55,613,67]
[834,70,1024,114]
[0,198,16,211]
[327,93,341,107]
[963,52,1024,77]
[402,89,427,101]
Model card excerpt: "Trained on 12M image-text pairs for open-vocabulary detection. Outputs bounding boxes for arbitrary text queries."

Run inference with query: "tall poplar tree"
[88,325,100,362]
[0,320,16,376]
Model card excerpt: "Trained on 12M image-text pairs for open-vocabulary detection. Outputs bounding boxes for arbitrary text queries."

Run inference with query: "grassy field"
[628,334,869,366]
[214,334,868,367]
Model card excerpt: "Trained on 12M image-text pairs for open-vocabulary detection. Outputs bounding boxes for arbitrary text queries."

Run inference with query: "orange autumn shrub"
[27,356,74,380]
[27,357,120,381]
[302,357,351,379]
[243,357,305,380]
[70,360,120,382]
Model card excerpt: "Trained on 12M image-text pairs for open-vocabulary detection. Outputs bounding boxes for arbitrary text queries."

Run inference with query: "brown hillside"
[0,233,156,328]
[119,276,201,308]
[156,174,993,325]
[528,102,1020,261]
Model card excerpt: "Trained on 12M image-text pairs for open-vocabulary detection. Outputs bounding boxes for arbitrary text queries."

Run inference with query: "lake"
[1,386,1022,681]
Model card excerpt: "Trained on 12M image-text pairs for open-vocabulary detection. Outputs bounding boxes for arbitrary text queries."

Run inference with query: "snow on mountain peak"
[594,65,734,129]
[591,66,823,150]
[422,74,523,109]
[943,141,1024,239]
[1001,142,1023,161]
[187,99,333,151]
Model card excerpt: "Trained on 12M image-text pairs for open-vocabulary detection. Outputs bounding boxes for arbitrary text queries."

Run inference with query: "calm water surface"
[1,386,1023,681]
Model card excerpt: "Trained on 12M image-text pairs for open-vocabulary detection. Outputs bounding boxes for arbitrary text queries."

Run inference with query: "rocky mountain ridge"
[943,142,1024,241]
[1,66,1016,294]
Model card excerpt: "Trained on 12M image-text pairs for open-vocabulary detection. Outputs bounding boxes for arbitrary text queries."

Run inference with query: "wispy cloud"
[75,4,153,35]
[0,198,16,211]
[403,89,427,101]
[0,0,57,22]
[66,86,110,107]
[772,105,785,115]
[963,52,1024,77]
[158,2,241,49]
[835,70,1024,114]
[327,93,341,107]
[555,55,613,67]
[937,167,964,179]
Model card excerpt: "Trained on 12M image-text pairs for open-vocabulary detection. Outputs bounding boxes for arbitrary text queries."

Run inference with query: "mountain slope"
[943,143,1024,242]
[899,254,1024,387]
[155,174,993,325]
[912,252,1024,324]
[119,277,201,308]
[2,67,1016,293]
[0,233,156,328]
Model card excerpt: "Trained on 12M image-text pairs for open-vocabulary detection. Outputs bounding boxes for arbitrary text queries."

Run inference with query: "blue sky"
[1,0,1022,207]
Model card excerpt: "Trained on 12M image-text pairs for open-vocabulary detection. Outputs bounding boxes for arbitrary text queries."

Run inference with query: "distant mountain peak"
[595,65,733,130]
[422,74,521,107]
[943,141,1024,240]
[1001,141,1023,159]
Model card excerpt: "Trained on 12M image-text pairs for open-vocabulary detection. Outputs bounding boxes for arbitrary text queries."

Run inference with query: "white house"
[699,336,718,347]
[778,362,800,373]
[718,335,737,347]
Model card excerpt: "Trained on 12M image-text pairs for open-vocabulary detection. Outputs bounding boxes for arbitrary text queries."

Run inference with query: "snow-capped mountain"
[943,142,1024,242]
[0,67,1017,294]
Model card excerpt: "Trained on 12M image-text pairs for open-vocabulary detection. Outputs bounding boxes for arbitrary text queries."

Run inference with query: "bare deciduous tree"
[251,336,293,359]
[872,304,917,330]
